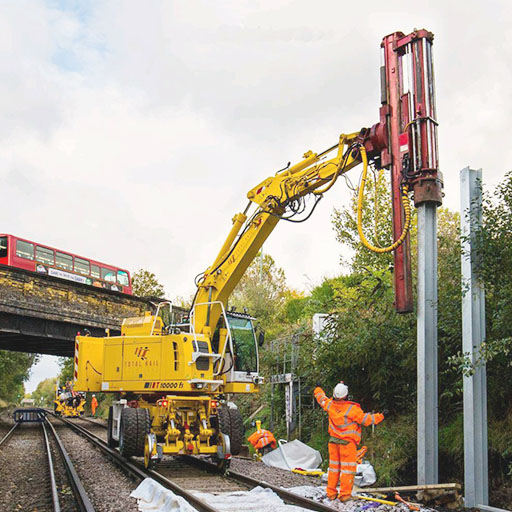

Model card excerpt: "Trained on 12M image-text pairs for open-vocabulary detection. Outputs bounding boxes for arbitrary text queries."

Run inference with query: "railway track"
[54,413,336,512]
[0,410,95,512]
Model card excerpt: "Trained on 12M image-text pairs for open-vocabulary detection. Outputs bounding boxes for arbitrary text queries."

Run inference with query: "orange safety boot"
[338,495,352,502]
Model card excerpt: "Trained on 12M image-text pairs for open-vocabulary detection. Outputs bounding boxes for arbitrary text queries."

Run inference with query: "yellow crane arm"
[192,132,363,338]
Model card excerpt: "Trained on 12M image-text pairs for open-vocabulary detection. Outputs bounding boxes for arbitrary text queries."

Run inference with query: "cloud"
[1,0,512,306]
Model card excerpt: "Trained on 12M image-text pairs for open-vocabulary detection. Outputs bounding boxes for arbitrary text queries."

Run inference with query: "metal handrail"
[150,301,173,336]
[190,301,234,376]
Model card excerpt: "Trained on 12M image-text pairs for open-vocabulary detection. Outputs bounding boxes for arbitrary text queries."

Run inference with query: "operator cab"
[227,311,259,373]
[210,310,261,385]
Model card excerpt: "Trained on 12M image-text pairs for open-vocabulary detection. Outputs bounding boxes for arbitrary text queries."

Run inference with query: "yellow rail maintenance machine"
[54,382,86,418]
[74,28,441,470]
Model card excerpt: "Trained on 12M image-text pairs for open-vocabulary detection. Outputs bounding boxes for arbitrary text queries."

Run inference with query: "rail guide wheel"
[144,433,162,469]
[214,432,231,472]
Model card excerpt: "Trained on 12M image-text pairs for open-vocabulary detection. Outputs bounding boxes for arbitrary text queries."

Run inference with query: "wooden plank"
[358,483,461,493]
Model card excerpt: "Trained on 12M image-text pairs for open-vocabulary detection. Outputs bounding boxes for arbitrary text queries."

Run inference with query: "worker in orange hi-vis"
[314,382,384,502]
[247,420,277,456]
[91,394,99,417]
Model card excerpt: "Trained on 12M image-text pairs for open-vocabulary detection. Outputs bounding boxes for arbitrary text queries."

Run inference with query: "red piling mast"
[366,29,442,313]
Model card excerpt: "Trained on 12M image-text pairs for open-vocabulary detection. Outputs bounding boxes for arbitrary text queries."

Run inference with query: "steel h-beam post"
[417,202,439,484]
[460,167,488,508]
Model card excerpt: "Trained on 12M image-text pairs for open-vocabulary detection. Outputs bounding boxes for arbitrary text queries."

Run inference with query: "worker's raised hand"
[375,412,385,423]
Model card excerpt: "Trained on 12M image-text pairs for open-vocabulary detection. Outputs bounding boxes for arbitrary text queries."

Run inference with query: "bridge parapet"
[0,265,183,356]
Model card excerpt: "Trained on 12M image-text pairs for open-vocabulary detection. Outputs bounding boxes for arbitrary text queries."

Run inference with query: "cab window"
[101,267,116,282]
[74,257,90,275]
[56,252,73,271]
[228,315,258,373]
[0,237,7,258]
[36,246,54,265]
[117,270,129,286]
[16,240,34,260]
[91,264,100,279]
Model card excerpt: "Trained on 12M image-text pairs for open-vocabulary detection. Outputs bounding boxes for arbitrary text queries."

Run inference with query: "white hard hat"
[333,382,348,399]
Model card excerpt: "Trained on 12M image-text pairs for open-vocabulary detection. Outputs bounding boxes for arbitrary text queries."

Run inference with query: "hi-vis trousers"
[327,442,357,499]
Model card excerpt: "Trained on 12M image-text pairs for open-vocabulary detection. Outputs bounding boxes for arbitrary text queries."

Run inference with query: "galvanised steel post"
[416,202,439,484]
[460,167,488,507]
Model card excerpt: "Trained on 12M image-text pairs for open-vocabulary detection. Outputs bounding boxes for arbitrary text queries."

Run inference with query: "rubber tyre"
[217,406,244,456]
[227,407,244,456]
[119,408,139,457]
[135,408,151,457]
[107,406,118,448]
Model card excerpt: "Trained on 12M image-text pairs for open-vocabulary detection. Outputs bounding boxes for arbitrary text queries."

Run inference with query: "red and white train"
[0,234,132,294]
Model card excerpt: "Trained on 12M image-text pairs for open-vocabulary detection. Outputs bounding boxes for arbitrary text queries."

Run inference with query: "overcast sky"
[2,1,510,392]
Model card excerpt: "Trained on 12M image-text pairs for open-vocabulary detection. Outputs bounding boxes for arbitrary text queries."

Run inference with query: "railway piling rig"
[74,28,441,471]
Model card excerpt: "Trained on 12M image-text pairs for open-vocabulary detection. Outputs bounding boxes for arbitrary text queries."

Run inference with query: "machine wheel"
[119,407,149,457]
[136,408,151,456]
[107,406,118,448]
[227,408,244,456]
[216,457,231,472]
[144,433,159,469]
[217,406,244,456]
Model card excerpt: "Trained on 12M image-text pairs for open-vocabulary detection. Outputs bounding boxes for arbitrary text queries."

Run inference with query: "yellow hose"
[357,145,411,253]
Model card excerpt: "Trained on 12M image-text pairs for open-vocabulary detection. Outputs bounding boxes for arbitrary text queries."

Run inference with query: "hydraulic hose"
[357,145,411,253]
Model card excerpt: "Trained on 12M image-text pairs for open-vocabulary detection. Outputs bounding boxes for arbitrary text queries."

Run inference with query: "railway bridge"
[0,265,178,357]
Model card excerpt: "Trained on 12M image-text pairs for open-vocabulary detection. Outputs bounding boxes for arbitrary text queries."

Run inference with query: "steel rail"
[41,421,61,512]
[75,417,107,428]
[52,414,221,512]
[182,455,336,512]
[0,422,19,447]
[44,417,96,512]
[56,414,338,512]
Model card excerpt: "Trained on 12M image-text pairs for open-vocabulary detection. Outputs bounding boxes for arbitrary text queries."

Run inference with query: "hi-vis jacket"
[314,387,384,444]
[247,429,277,450]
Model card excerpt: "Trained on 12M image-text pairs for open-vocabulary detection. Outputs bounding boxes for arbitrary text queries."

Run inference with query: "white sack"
[354,461,377,487]
[261,440,322,471]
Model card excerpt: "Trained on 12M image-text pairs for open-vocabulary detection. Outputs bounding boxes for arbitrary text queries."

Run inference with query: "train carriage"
[0,234,132,294]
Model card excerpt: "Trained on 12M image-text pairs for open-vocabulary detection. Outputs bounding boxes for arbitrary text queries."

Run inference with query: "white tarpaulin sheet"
[261,439,322,471]
[130,478,197,512]
[131,478,312,512]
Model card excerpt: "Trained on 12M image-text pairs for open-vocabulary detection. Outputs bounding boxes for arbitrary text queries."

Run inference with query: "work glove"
[382,409,389,417]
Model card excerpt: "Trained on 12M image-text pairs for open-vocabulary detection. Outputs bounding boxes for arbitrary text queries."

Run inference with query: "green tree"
[31,377,57,407]
[58,357,74,384]
[132,269,165,297]
[0,350,37,403]
[230,252,289,337]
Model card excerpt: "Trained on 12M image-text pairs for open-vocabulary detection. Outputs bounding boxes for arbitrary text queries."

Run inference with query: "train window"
[101,267,116,282]
[0,237,7,258]
[74,257,90,275]
[36,246,54,265]
[16,240,34,260]
[117,270,129,286]
[91,264,100,279]
[56,252,73,271]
